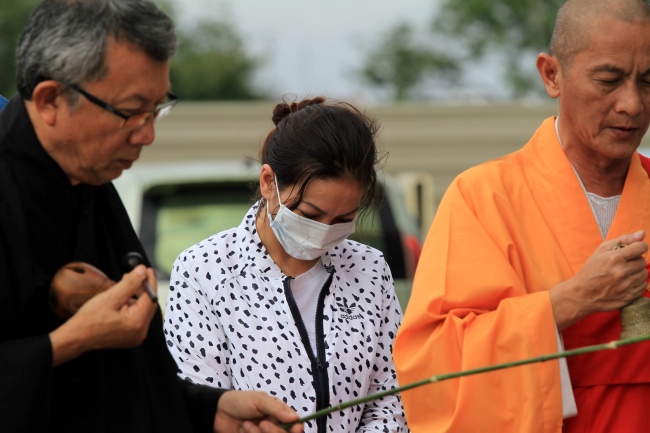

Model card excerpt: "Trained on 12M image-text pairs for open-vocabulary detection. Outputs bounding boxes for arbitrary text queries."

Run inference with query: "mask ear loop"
[273,175,282,204]
[267,174,282,223]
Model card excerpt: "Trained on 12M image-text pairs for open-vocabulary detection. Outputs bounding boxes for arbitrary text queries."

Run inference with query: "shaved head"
[550,0,650,66]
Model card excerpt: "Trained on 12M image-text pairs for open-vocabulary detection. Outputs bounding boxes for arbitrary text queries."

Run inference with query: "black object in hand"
[122,252,158,303]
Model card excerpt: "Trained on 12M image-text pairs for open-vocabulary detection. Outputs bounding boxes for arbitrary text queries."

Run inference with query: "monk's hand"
[49,265,158,366]
[213,390,303,433]
[550,230,648,330]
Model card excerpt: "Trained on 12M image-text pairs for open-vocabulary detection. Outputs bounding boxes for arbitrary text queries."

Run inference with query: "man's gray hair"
[17,0,177,100]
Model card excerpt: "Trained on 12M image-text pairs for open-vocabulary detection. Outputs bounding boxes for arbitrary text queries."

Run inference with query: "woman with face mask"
[163,97,408,433]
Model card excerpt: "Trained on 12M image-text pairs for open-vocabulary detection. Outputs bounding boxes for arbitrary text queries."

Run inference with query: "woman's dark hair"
[257,96,384,221]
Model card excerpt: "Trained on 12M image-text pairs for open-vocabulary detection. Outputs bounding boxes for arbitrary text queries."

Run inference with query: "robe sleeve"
[393,176,564,433]
[178,377,224,432]
[357,262,408,433]
[0,336,53,430]
[0,192,54,430]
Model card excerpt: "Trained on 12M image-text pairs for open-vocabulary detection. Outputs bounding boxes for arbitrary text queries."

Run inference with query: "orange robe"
[394,117,650,433]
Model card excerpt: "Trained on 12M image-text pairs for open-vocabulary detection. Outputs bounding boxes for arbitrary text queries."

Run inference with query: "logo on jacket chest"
[337,298,364,320]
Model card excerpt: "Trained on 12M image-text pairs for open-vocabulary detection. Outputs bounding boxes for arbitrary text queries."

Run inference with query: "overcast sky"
[170,0,511,103]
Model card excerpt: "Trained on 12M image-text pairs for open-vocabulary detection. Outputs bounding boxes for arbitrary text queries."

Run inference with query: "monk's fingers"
[605,232,647,255]
[610,230,646,248]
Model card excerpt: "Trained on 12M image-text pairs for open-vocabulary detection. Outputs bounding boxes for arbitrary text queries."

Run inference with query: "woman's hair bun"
[271,96,327,125]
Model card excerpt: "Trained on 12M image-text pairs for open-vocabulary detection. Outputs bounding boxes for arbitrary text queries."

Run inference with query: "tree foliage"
[170,20,261,100]
[434,0,563,97]
[0,0,260,101]
[360,23,458,102]
[0,0,40,97]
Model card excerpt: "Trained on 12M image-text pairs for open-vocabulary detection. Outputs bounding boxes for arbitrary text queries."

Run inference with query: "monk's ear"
[30,80,65,126]
[259,164,276,201]
[536,53,562,99]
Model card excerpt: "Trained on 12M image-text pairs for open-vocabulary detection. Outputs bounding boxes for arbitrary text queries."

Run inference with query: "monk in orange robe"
[393,1,650,432]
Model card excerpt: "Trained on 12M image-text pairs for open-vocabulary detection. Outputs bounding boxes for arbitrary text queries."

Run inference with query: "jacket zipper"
[283,265,335,433]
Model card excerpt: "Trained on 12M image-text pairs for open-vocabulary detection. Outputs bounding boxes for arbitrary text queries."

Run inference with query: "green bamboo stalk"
[281,332,650,430]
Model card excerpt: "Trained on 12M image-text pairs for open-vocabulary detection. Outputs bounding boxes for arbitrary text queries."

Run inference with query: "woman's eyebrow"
[302,200,359,216]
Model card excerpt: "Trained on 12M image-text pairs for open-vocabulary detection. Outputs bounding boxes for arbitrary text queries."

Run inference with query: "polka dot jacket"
[164,203,408,433]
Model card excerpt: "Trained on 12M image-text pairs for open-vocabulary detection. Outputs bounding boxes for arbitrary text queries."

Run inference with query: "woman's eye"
[297,210,317,219]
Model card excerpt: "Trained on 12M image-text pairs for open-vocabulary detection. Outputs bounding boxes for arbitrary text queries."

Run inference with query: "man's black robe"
[0,95,224,432]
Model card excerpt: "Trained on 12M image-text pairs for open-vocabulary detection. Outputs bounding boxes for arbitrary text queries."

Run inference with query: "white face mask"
[266,177,356,260]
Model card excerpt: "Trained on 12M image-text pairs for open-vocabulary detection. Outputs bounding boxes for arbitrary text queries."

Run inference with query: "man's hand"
[49,265,158,366]
[214,390,304,433]
[551,230,649,330]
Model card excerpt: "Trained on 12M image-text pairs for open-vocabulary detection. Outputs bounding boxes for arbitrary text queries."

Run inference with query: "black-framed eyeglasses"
[69,83,178,129]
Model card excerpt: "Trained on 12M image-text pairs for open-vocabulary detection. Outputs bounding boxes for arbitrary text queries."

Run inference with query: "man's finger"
[104,265,149,306]
[142,267,158,302]
[610,230,646,249]
[615,242,649,261]
[255,396,300,424]
[256,419,303,433]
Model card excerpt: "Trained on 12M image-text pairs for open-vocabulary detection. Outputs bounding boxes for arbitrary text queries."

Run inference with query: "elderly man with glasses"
[0,1,303,433]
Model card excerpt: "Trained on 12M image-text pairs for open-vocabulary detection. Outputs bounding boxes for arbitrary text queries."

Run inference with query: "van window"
[141,182,253,275]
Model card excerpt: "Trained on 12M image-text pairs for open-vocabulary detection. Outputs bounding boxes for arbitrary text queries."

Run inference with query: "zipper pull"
[316,358,324,370]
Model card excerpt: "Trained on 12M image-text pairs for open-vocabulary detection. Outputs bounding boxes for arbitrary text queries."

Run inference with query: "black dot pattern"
[163,204,408,432]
